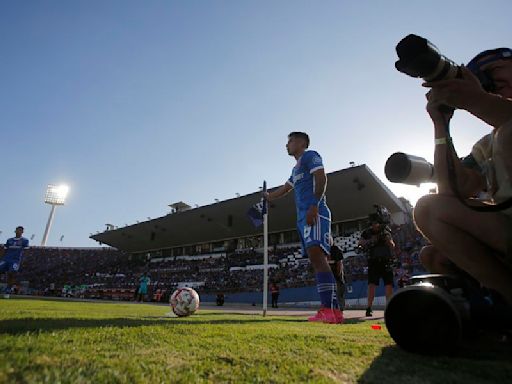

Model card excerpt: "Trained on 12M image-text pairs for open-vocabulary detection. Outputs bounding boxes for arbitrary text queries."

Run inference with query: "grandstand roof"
[91,165,405,252]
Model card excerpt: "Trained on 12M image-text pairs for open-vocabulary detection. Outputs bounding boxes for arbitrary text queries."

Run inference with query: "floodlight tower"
[41,184,69,246]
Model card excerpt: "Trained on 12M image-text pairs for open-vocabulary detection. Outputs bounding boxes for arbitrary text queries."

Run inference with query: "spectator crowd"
[1,223,426,301]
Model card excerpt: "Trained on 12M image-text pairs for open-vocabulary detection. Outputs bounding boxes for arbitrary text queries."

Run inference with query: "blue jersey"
[3,237,29,261]
[287,150,328,218]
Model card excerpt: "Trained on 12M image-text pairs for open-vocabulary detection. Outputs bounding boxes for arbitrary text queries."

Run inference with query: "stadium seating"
[1,224,426,300]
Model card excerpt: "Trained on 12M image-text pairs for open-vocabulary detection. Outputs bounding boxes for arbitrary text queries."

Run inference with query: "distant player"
[137,272,150,302]
[0,226,29,299]
[265,132,343,324]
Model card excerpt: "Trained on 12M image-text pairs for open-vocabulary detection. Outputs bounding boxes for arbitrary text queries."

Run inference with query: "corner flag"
[247,181,268,227]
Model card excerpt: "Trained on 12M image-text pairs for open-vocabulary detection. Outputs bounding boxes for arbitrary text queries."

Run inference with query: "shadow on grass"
[342,317,370,325]
[177,311,370,324]
[0,316,304,335]
[358,339,512,384]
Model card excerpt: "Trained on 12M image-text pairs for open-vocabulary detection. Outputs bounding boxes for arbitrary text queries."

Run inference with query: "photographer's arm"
[430,113,486,196]
[430,116,485,196]
[466,92,512,128]
[424,69,487,196]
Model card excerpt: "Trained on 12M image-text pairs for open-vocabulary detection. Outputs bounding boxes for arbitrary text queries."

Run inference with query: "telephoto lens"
[384,152,435,185]
[395,34,460,82]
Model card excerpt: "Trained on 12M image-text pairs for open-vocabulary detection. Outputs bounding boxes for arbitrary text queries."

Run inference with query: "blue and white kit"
[287,150,331,256]
[0,237,29,273]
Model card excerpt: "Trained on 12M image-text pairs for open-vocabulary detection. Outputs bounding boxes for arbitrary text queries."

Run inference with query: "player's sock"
[316,272,339,309]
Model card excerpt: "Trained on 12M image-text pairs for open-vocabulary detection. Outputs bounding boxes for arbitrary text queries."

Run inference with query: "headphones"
[466,47,512,92]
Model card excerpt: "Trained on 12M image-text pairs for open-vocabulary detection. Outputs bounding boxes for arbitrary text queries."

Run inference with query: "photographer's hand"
[423,66,485,112]
[423,66,512,128]
[425,90,454,132]
[424,66,512,128]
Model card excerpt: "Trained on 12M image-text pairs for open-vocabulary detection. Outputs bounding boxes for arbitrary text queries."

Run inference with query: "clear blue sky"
[1,1,510,246]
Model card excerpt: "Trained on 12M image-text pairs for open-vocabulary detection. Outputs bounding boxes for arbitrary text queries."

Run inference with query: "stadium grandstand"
[90,165,411,253]
[4,165,426,305]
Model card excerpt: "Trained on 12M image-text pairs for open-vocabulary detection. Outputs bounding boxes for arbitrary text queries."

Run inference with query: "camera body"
[385,273,512,354]
[385,274,470,354]
[396,33,463,116]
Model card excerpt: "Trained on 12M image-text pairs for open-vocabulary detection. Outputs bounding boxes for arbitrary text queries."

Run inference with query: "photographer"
[359,207,395,316]
[414,48,512,305]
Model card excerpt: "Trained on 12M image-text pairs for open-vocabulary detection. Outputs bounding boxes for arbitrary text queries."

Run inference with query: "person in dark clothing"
[359,217,395,317]
[271,282,280,308]
[328,244,346,311]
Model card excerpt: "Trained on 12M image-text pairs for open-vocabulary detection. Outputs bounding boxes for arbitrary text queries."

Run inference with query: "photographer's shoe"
[365,307,373,317]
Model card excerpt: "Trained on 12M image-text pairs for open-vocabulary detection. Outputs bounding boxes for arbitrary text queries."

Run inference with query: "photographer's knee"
[413,194,437,233]
[419,246,436,271]
[419,248,430,266]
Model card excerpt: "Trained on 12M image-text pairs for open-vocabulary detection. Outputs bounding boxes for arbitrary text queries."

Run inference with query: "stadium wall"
[200,280,388,306]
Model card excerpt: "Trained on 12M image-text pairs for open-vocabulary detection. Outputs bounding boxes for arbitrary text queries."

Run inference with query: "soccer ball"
[170,287,200,317]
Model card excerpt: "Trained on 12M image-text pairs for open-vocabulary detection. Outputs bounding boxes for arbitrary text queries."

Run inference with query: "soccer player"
[137,272,150,302]
[265,132,343,324]
[0,226,29,299]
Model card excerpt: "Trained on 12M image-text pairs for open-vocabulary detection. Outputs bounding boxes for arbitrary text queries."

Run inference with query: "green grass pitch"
[0,299,510,383]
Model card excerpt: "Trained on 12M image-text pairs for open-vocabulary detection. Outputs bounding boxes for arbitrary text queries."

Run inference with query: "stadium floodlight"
[41,184,69,246]
[44,184,69,205]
